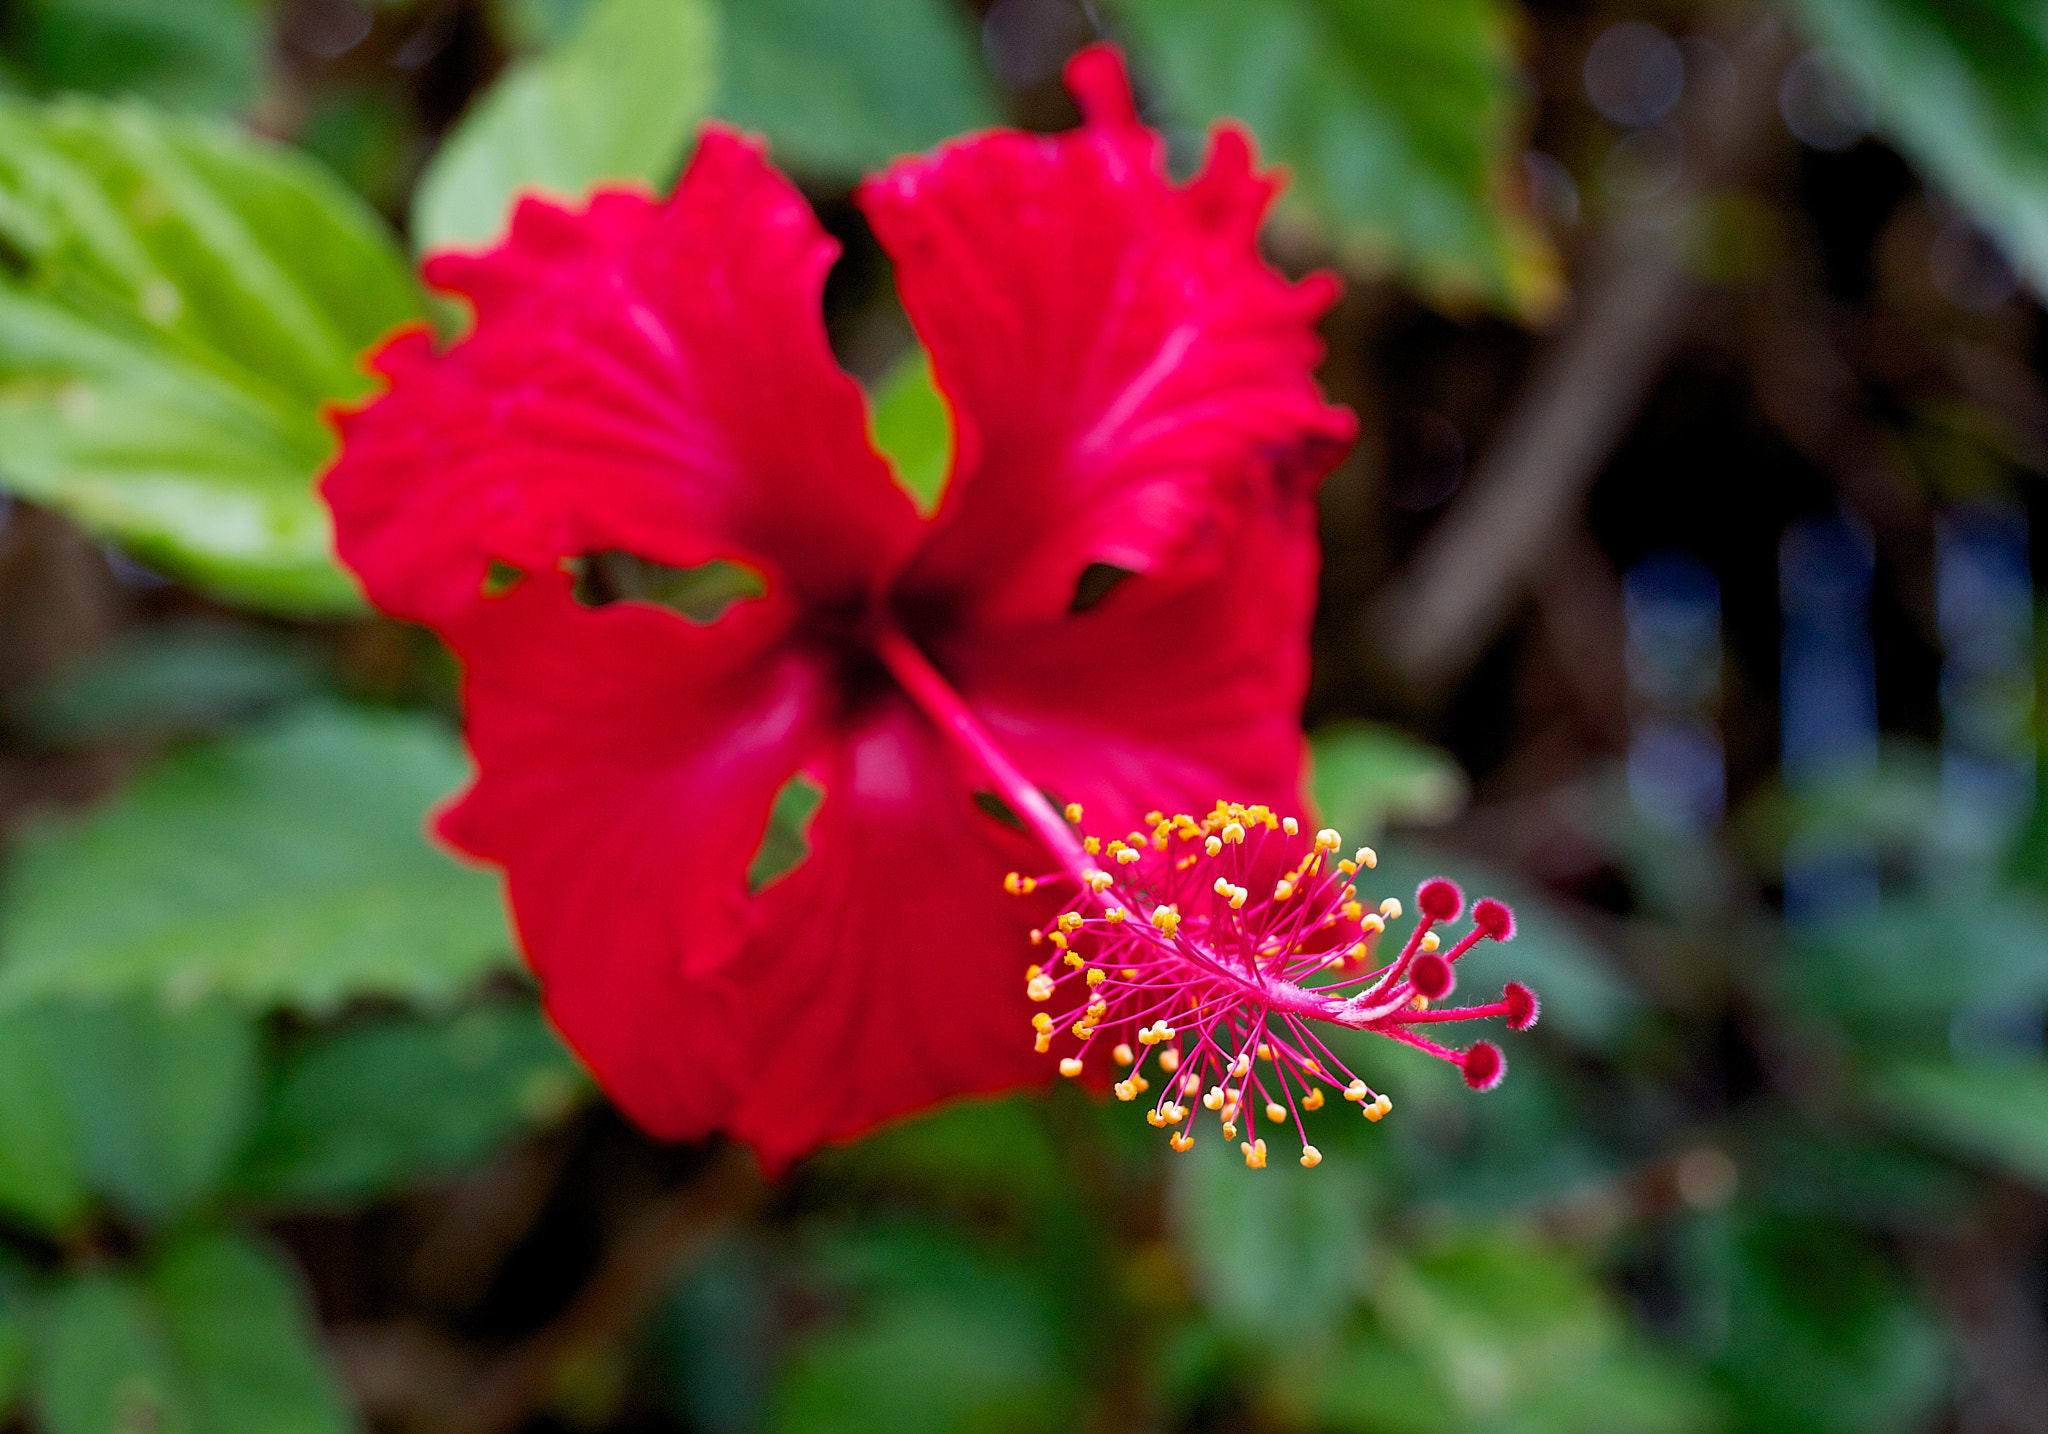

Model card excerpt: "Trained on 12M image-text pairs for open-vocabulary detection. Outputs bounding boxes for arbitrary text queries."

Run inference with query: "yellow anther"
[1064,803,1084,823]
[1145,810,1164,826]
[1122,968,1137,978]
[1305,1058,1324,1075]
[1205,835,1223,857]
[1316,828,1342,851]
[1361,914,1385,935]
[1344,1079,1370,1102]
[1029,929,1043,945]
[1202,1088,1225,1110]
[1164,1103,1187,1122]
[1181,1073,1202,1096]
[1114,1080,1136,1101]
[1258,1043,1272,1060]
[1027,974,1054,1001]
[1004,872,1037,895]
[1033,1033,1052,1053]
[1302,1088,1325,1111]
[1377,1094,1392,1114]
[1379,897,1403,920]
[1342,901,1363,921]
[1274,879,1295,900]
[1084,835,1101,855]
[1104,906,1127,924]
[1049,932,1068,951]
[1266,1102,1287,1123]
[1086,968,1107,988]
[1170,1131,1194,1152]
[1420,931,1441,953]
[1222,1122,1238,1139]
[1222,822,1246,845]
[1086,1000,1107,1021]
[1283,816,1300,836]
[1117,847,1140,865]
[1151,907,1181,938]
[1229,1054,1251,1078]
[1059,1058,1083,1077]
[1248,805,1272,825]
[1112,1042,1134,1066]
[1025,963,1042,980]
[1242,1139,1268,1169]
[1357,847,1377,869]
[1338,859,1357,876]
[1057,912,1083,934]
[1063,953,1084,971]
[1084,869,1113,893]
[1131,1073,1149,1093]
[1412,995,1429,1011]
[1146,1109,1166,1127]
[1032,1012,1053,1032]
[1299,1145,1322,1168]
[1158,1047,1180,1073]
[1365,1094,1391,1122]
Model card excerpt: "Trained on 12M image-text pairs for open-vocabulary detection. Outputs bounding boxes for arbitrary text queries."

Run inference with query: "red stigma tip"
[1461,1041,1505,1091]
[1417,877,1462,923]
[1410,952,1455,1001]
[1504,982,1539,1031]
[1472,898,1514,941]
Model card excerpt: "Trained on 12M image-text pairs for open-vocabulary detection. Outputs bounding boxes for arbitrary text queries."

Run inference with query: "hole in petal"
[748,773,824,893]
[974,790,1024,829]
[567,552,765,622]
[1069,563,1134,614]
[481,560,524,598]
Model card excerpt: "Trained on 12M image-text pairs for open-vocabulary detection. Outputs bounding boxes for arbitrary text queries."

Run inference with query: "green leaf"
[1787,0,2048,293]
[237,1001,587,1207]
[0,703,516,1014]
[0,1008,91,1231]
[712,0,998,175]
[412,0,718,252]
[1309,722,1468,839]
[773,1225,1076,1434]
[34,1230,350,1434]
[1316,1232,1708,1434]
[0,97,422,612]
[1869,1058,2048,1186]
[866,347,952,516]
[1170,1135,1373,1344]
[1695,1213,1946,1434]
[146,1229,352,1434]
[35,1273,190,1434]
[1114,0,1559,315]
[1,0,264,116]
[31,999,257,1223]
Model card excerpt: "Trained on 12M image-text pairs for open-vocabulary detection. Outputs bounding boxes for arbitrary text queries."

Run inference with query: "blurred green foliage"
[0,1,2041,1431]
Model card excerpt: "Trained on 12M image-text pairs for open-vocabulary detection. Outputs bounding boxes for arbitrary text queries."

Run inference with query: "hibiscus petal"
[435,571,837,1139]
[729,698,1057,1171]
[324,131,920,627]
[860,44,1356,627]
[940,452,1320,838]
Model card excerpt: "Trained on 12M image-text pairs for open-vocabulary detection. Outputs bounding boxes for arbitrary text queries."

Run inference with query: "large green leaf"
[0,1009,90,1231]
[1310,722,1468,839]
[31,999,257,1223]
[0,704,515,1013]
[412,0,718,252]
[1869,1059,2048,1186]
[1315,1232,1708,1434]
[0,0,264,115]
[713,0,998,175]
[34,1229,350,1434]
[237,1001,587,1207]
[1788,0,2048,293]
[0,97,421,612]
[1114,0,1558,315]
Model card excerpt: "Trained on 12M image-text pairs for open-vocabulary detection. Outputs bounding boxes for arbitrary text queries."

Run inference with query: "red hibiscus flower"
[323,46,1356,1171]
